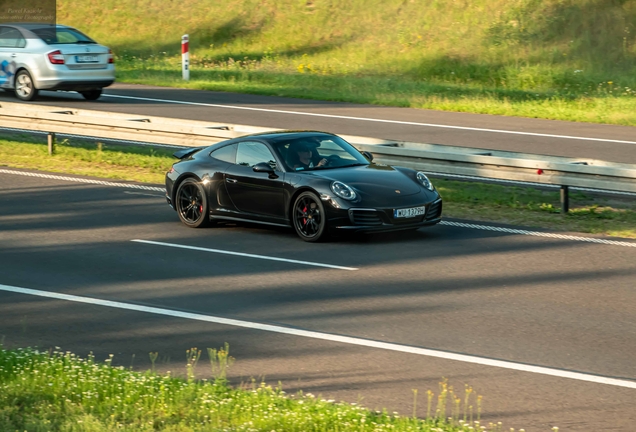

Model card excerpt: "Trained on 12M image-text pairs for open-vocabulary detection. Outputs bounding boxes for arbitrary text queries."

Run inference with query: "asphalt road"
[1,169,635,431]
[2,83,636,164]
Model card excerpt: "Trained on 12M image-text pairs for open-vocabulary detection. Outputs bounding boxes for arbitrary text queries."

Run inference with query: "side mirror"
[253,162,278,178]
[362,151,374,162]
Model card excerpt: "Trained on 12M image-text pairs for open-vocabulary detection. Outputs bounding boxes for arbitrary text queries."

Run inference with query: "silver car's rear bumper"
[42,79,115,91]
[34,65,115,91]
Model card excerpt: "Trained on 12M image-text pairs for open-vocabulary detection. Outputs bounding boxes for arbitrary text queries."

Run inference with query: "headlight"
[416,172,434,191]
[331,181,357,200]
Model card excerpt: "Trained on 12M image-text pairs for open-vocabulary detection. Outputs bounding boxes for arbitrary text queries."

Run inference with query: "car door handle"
[11,54,16,58]
[226,178,237,183]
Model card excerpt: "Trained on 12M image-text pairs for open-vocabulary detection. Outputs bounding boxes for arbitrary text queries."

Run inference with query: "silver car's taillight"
[47,50,65,65]
[108,49,114,64]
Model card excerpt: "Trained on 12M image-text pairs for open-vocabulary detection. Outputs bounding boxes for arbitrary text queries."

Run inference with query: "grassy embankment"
[2,136,635,238]
[58,0,636,125]
[0,345,506,432]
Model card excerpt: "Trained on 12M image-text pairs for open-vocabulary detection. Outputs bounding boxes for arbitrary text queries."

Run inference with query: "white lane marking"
[131,239,358,271]
[103,93,636,146]
[440,221,636,248]
[1,283,635,390]
[2,168,634,248]
[0,169,165,192]
[123,191,165,198]
[4,165,634,205]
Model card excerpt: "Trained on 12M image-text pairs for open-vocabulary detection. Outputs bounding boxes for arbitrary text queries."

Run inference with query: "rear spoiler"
[173,147,205,159]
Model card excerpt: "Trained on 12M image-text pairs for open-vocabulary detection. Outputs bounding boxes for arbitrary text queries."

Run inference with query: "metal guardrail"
[355,142,636,191]
[2,102,635,212]
[0,102,273,146]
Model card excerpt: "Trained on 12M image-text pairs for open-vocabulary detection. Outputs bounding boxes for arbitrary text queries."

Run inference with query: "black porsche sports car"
[165,131,442,242]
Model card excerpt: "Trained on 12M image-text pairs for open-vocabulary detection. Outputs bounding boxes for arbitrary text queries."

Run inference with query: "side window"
[210,143,237,164]
[0,27,10,47]
[236,141,277,169]
[0,27,26,48]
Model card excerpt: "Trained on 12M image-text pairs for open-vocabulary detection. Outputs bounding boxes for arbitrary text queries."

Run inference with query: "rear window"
[31,27,96,45]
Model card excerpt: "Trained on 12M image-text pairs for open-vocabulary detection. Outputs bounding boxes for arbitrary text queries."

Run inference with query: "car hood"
[310,164,423,198]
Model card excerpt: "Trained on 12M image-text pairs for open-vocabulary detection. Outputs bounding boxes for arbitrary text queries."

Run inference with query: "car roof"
[240,130,337,141]
[206,130,339,153]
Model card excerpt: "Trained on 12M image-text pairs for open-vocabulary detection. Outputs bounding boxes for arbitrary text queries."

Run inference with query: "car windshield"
[272,135,370,172]
[31,27,96,45]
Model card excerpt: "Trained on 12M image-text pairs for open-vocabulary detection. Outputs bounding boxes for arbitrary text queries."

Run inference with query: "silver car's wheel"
[80,89,103,100]
[15,70,38,101]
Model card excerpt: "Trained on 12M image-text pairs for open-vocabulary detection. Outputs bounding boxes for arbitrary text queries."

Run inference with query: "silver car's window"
[236,142,277,169]
[210,144,237,164]
[0,27,26,48]
[31,27,96,45]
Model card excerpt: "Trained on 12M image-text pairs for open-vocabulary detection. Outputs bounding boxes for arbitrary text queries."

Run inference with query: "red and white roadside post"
[181,34,190,81]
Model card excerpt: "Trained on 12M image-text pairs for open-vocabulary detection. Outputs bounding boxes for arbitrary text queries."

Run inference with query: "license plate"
[75,55,99,63]
[394,206,426,218]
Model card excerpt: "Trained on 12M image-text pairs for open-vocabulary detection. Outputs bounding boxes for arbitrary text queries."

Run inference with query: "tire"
[80,89,102,100]
[15,70,38,101]
[175,178,210,228]
[292,191,327,242]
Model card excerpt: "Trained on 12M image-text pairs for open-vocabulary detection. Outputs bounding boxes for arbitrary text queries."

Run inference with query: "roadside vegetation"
[58,0,636,125]
[0,345,513,432]
[1,136,635,238]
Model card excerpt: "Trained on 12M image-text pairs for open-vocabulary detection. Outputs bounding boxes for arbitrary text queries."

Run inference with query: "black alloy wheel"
[15,70,38,101]
[80,89,102,100]
[175,178,210,228]
[292,191,327,242]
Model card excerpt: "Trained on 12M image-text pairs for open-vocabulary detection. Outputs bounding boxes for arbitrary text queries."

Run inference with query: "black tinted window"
[210,144,237,163]
[236,142,277,168]
[32,27,95,45]
[0,27,26,48]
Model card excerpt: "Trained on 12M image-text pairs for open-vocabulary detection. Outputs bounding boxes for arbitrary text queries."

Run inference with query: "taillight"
[47,50,65,64]
[108,49,114,64]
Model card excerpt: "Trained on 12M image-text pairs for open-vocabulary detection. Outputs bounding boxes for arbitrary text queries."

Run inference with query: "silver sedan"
[0,24,115,101]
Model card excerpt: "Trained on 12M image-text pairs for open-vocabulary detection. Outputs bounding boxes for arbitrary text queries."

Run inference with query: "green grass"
[0,136,174,184]
[56,0,636,125]
[0,346,495,432]
[1,136,635,239]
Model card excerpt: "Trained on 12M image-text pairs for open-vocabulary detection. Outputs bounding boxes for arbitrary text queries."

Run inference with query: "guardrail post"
[47,132,56,155]
[560,185,569,214]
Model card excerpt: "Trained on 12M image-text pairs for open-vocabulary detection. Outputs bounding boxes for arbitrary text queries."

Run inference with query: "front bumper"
[327,198,443,233]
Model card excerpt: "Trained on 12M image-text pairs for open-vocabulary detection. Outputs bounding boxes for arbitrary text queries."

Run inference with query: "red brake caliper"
[302,206,307,225]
